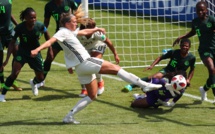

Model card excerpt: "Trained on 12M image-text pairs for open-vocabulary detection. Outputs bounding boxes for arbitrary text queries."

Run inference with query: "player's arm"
[42,26,50,41]
[2,26,20,68]
[104,37,120,64]
[2,39,16,68]
[70,0,79,13]
[173,29,196,47]
[11,15,18,26]
[31,37,57,57]
[145,56,162,71]
[77,28,106,36]
[187,57,196,86]
[43,4,51,28]
[44,18,50,28]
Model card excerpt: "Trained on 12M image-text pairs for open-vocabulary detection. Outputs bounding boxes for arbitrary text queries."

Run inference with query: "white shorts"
[75,57,104,84]
[87,43,107,55]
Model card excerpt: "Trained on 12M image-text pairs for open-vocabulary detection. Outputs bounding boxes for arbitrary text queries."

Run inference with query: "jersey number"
[97,46,105,52]
[170,60,177,68]
[52,13,59,21]
[196,29,201,37]
[0,6,6,13]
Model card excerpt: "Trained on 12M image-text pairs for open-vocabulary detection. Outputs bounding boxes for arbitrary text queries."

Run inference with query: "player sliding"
[31,5,162,124]
[131,70,187,108]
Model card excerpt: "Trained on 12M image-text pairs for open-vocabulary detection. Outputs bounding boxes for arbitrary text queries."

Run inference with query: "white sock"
[96,74,102,82]
[69,96,93,116]
[37,81,44,88]
[0,94,5,98]
[117,69,149,88]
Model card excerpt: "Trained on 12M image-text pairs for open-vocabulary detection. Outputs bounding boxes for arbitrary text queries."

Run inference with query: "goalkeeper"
[122,38,195,92]
[130,70,187,108]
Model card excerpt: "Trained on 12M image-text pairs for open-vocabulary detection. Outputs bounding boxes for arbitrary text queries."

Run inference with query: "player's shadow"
[32,86,81,101]
[4,87,81,102]
[3,77,82,101]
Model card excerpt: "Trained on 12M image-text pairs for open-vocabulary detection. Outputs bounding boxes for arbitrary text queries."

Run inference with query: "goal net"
[78,0,214,68]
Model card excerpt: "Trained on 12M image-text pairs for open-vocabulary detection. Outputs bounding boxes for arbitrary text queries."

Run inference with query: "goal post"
[79,0,214,68]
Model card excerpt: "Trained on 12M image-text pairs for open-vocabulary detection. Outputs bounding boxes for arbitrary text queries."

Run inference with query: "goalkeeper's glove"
[163,101,175,107]
[157,99,175,107]
[165,83,181,97]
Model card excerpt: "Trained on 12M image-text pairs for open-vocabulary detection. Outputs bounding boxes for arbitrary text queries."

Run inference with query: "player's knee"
[88,94,97,100]
[111,64,121,73]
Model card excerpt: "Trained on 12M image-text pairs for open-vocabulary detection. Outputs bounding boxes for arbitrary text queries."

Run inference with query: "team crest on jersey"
[204,52,210,56]
[16,56,22,61]
[64,6,70,12]
[36,31,40,36]
[184,61,189,66]
[207,22,212,28]
[36,31,42,37]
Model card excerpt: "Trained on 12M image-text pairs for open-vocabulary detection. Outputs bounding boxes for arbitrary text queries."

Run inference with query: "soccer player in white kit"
[77,18,120,97]
[31,5,162,124]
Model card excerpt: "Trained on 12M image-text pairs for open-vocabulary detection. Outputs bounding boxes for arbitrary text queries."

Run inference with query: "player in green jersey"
[42,0,78,81]
[0,7,50,102]
[0,0,22,91]
[173,1,215,102]
[122,38,196,92]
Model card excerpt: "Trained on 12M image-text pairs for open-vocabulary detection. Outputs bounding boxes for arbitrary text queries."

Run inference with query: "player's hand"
[172,37,181,47]
[114,54,120,65]
[98,28,106,34]
[31,50,39,57]
[186,79,190,87]
[164,101,175,107]
[143,66,153,71]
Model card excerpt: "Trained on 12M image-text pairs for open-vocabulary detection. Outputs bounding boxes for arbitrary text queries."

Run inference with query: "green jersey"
[13,21,47,55]
[161,49,196,72]
[192,15,215,53]
[0,0,13,35]
[44,0,78,32]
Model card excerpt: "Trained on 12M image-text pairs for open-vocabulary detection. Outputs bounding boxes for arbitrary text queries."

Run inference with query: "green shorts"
[0,33,19,50]
[159,68,173,75]
[199,50,215,61]
[14,49,43,72]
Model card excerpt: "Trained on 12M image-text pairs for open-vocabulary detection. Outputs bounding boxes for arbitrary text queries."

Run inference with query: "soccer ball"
[170,75,187,90]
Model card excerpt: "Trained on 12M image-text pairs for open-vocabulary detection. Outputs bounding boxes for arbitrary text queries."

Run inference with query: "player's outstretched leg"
[117,69,162,92]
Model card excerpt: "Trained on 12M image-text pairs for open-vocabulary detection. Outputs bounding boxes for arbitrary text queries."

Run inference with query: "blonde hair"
[60,4,90,27]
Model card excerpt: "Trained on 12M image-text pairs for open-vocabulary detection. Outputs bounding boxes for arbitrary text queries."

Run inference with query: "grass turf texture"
[0,0,214,134]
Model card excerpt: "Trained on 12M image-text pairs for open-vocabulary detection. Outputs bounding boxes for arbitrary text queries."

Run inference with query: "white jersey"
[53,27,91,68]
[77,30,106,50]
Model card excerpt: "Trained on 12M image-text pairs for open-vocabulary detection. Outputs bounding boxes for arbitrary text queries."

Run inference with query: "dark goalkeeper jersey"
[0,0,12,34]
[161,49,196,72]
[44,0,78,32]
[192,15,215,52]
